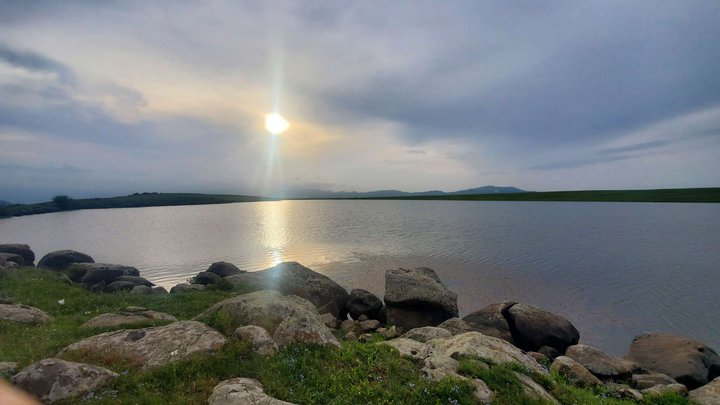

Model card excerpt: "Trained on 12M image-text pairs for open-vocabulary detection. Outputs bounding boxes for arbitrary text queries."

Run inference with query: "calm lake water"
[1,200,718,355]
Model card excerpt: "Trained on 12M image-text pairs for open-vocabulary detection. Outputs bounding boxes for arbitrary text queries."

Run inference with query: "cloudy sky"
[1,1,719,203]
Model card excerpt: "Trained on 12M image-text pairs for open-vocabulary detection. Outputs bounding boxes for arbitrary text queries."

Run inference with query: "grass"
[1,267,697,404]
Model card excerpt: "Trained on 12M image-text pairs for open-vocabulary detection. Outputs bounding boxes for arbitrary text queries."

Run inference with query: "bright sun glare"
[265,113,289,135]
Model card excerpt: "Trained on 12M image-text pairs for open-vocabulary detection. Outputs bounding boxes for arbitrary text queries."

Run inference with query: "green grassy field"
[0,267,691,404]
[368,188,720,203]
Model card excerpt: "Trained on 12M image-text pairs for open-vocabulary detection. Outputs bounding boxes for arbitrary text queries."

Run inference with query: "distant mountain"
[285,186,526,199]
[0,200,12,207]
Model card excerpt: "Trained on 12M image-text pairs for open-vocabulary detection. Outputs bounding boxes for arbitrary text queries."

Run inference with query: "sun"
[265,113,289,135]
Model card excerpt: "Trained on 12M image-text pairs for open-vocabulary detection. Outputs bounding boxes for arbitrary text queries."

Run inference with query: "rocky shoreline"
[1,243,718,404]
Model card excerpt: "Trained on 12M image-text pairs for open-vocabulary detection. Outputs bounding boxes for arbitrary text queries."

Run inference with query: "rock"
[208,378,295,405]
[641,383,688,396]
[384,267,458,330]
[471,379,495,404]
[538,345,561,361]
[380,325,402,339]
[130,285,153,294]
[379,338,430,360]
[10,358,117,404]
[422,354,460,381]
[233,325,278,356]
[0,244,35,265]
[428,332,546,374]
[59,321,226,369]
[359,319,381,333]
[0,252,25,266]
[195,290,340,348]
[0,256,18,268]
[347,289,383,320]
[340,319,357,332]
[115,275,154,286]
[605,382,644,401]
[506,303,579,353]
[76,263,140,284]
[170,283,206,293]
[401,326,452,343]
[344,331,357,341]
[462,301,516,343]
[0,304,52,324]
[625,333,720,389]
[528,351,548,363]
[81,307,177,329]
[38,250,94,270]
[566,344,638,380]
[106,280,137,292]
[194,271,221,285]
[358,333,374,342]
[551,356,602,387]
[689,377,720,405]
[320,313,338,329]
[152,286,168,294]
[632,372,679,389]
[0,361,18,377]
[514,372,559,403]
[437,317,474,335]
[224,262,350,319]
[358,314,368,321]
[206,261,244,278]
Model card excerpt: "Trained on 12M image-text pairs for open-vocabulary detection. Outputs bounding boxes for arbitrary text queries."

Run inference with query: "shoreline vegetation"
[1,188,719,219]
[2,245,718,404]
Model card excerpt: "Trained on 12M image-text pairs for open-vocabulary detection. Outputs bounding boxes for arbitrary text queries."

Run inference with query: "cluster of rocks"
[2,243,719,404]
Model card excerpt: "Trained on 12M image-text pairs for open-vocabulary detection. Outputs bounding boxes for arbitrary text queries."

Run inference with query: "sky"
[1,1,719,203]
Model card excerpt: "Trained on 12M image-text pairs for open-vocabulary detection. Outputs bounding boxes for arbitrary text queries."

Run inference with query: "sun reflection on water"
[258,201,289,267]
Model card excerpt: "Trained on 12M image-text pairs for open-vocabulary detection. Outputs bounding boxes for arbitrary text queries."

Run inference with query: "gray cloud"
[0,43,75,83]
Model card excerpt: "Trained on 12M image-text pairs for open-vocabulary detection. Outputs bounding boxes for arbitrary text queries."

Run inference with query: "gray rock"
[506,303,579,353]
[320,313,338,329]
[640,383,688,396]
[59,321,227,369]
[462,301,516,343]
[10,358,117,404]
[689,377,720,405]
[566,344,638,380]
[115,275,154,286]
[380,325,402,339]
[359,319,381,332]
[81,307,177,329]
[551,356,602,387]
[38,250,94,270]
[358,314,368,321]
[206,261,244,278]
[152,286,168,294]
[632,372,679,389]
[528,351,549,363]
[422,354,460,381]
[233,325,278,356]
[379,338,430,360]
[130,285,153,295]
[0,252,25,266]
[344,331,357,341]
[0,303,52,324]
[626,333,720,389]
[0,361,18,378]
[401,326,452,343]
[538,345,561,361]
[76,263,140,284]
[208,378,295,405]
[105,280,137,292]
[0,256,18,268]
[194,271,221,285]
[347,289,383,320]
[428,332,546,374]
[0,244,35,265]
[224,261,350,319]
[170,283,206,293]
[515,372,559,404]
[437,317,474,335]
[605,382,644,401]
[384,267,458,330]
[340,319,357,332]
[471,379,495,404]
[195,290,340,348]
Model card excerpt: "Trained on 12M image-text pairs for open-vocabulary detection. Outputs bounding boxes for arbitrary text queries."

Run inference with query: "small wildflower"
[57,299,65,305]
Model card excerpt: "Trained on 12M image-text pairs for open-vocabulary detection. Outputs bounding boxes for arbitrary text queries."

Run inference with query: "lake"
[1,200,718,356]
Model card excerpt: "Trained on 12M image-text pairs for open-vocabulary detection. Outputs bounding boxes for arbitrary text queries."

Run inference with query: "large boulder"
[383,267,458,330]
[194,271,221,285]
[401,326,452,343]
[75,263,140,284]
[462,301,516,343]
[625,333,720,389]
[0,304,52,324]
[347,289,383,320]
[196,290,340,348]
[81,307,177,329]
[38,250,94,270]
[689,377,720,405]
[206,261,244,278]
[566,344,638,380]
[506,303,579,353]
[225,262,350,319]
[0,252,25,266]
[170,283,206,293]
[437,317,475,335]
[58,321,226,369]
[10,358,117,404]
[550,356,602,387]
[0,244,35,265]
[208,378,295,405]
[428,332,546,374]
[632,372,679,390]
[115,275,154,287]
